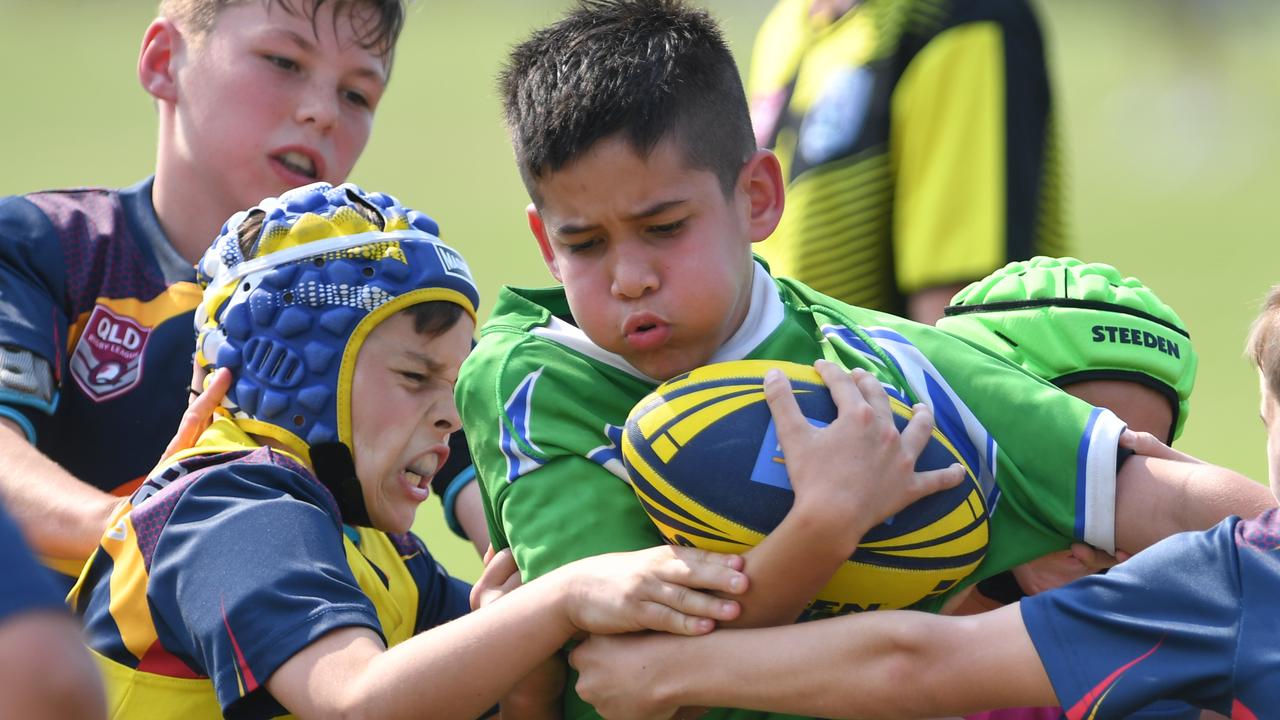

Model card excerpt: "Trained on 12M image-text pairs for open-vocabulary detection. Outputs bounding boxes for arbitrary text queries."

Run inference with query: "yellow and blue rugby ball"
[623,360,989,615]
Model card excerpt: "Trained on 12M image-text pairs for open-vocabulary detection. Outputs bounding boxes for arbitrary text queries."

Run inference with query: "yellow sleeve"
[890,22,1007,294]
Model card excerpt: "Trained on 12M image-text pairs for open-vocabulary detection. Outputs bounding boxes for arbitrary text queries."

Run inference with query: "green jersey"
[457,264,1124,719]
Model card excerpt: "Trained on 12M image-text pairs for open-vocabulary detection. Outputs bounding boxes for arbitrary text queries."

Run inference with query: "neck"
[152,125,236,265]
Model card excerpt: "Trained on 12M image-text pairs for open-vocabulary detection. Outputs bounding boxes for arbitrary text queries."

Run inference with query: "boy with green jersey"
[456,1,1274,716]
[569,284,1280,718]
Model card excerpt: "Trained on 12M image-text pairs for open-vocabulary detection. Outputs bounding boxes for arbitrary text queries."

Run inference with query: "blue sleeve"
[0,503,65,622]
[401,532,473,633]
[1020,520,1241,717]
[147,462,383,717]
[0,195,67,422]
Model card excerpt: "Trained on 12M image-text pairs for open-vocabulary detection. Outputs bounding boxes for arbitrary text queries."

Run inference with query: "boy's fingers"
[897,404,936,457]
[816,362,869,416]
[647,581,741,624]
[654,556,748,595]
[666,545,745,571]
[909,463,966,499]
[849,366,893,424]
[639,601,718,636]
[763,368,808,441]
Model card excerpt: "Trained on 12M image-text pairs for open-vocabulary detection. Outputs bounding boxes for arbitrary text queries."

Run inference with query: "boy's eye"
[399,371,428,384]
[565,237,601,254]
[343,89,372,109]
[265,55,300,72]
[648,220,684,236]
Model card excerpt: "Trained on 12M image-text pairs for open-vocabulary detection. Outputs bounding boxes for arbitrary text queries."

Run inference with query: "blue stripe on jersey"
[586,424,628,482]
[1074,407,1101,543]
[826,325,999,502]
[500,368,546,484]
[821,325,889,372]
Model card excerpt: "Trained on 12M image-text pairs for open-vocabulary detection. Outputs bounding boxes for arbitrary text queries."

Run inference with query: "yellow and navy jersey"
[0,178,200,498]
[749,0,1067,314]
[70,435,472,719]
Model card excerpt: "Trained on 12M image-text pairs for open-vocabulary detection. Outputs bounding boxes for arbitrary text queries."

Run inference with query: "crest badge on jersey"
[70,305,151,402]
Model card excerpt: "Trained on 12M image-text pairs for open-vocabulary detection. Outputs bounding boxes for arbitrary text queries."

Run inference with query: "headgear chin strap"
[939,257,1196,442]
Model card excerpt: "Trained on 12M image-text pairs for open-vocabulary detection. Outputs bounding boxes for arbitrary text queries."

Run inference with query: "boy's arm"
[724,364,964,627]
[266,546,746,720]
[571,604,1054,719]
[1114,454,1275,554]
[0,420,119,559]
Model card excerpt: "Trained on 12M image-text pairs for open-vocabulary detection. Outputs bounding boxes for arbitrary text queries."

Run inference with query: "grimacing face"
[528,135,771,381]
[349,310,473,533]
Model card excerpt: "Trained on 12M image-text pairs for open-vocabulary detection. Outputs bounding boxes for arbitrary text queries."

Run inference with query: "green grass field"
[3,0,1278,581]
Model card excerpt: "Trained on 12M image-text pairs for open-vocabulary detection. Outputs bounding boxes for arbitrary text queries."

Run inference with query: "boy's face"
[1066,379,1175,441]
[349,311,473,534]
[1259,372,1280,499]
[169,2,387,216]
[528,135,781,381]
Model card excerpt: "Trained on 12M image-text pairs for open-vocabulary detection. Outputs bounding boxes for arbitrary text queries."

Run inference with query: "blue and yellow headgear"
[195,182,480,468]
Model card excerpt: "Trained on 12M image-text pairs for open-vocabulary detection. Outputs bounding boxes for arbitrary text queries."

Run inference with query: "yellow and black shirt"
[749,0,1067,314]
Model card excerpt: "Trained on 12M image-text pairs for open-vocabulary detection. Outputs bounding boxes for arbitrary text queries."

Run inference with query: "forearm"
[0,420,117,559]
[727,502,867,627]
[659,607,1053,717]
[280,574,578,720]
[1116,455,1277,553]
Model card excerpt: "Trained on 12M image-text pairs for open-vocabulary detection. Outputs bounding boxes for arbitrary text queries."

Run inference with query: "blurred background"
[2,0,1276,580]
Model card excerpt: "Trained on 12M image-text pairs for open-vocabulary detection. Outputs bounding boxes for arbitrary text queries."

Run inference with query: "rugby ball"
[623,359,988,615]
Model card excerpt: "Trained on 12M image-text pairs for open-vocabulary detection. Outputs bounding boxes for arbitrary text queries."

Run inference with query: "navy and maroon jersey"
[70,425,472,718]
[0,178,201,497]
[1022,508,1280,719]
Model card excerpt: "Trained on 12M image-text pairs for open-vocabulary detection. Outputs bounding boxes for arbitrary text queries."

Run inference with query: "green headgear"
[938,257,1196,442]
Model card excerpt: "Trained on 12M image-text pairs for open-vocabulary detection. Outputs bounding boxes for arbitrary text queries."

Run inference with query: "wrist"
[784,497,872,558]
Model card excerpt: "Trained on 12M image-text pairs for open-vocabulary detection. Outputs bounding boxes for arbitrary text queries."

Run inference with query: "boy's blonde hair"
[1246,285,1280,403]
[159,0,405,62]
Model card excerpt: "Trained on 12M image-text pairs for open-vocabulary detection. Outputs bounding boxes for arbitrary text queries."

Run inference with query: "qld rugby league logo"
[70,305,151,402]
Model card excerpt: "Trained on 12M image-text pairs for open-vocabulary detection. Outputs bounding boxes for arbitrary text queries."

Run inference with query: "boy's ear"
[138,18,183,104]
[739,149,786,244]
[526,204,563,283]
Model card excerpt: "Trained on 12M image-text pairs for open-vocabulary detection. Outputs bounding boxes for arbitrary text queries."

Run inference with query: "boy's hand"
[471,546,523,611]
[555,546,747,637]
[570,633,680,720]
[160,367,231,462]
[764,361,966,554]
[1119,429,1203,465]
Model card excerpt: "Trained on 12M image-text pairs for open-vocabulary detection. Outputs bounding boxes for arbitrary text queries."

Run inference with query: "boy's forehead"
[210,0,394,67]
[532,134,724,219]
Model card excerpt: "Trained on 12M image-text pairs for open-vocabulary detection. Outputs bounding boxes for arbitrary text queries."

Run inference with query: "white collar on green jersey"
[532,261,784,383]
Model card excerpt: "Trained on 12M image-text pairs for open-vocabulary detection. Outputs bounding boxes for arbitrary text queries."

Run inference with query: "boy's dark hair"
[404,301,465,338]
[1247,285,1280,403]
[499,0,756,198]
[160,0,406,63]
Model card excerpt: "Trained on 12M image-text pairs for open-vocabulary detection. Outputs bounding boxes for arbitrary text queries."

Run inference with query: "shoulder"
[136,449,339,537]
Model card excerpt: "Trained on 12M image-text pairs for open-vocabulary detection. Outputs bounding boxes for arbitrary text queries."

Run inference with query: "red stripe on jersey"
[1065,637,1164,720]
[221,597,259,694]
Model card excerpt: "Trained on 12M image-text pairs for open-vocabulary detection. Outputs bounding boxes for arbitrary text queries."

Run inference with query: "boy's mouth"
[623,314,672,352]
[269,149,321,182]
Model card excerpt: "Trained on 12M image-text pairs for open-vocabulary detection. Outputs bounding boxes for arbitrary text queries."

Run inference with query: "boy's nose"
[295,87,339,133]
[610,251,659,299]
[433,396,462,435]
